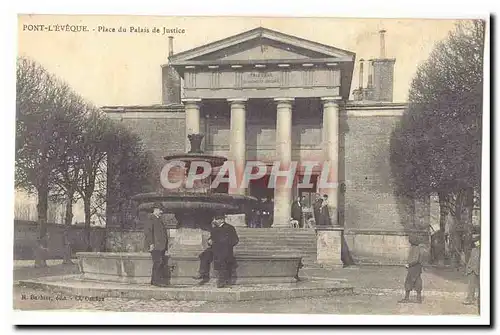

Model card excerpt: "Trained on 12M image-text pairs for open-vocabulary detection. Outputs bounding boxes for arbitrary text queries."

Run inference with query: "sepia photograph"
[10,10,490,326]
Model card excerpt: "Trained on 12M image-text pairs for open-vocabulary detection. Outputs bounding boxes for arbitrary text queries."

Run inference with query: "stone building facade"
[103,27,430,264]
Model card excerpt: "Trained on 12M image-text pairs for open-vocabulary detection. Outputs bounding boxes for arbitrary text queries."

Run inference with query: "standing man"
[291,195,304,228]
[319,194,331,226]
[463,236,480,306]
[212,215,239,288]
[398,235,426,303]
[193,215,240,288]
[144,203,168,287]
[312,193,322,226]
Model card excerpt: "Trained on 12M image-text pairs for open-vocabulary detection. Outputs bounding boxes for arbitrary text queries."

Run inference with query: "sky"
[17,15,463,106]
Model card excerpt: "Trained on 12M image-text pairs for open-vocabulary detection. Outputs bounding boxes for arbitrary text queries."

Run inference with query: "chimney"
[372,30,396,102]
[168,36,174,56]
[162,36,181,104]
[367,59,373,88]
[358,58,365,89]
[379,29,386,59]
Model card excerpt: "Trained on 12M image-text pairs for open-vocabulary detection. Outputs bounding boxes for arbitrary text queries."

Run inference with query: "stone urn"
[187,134,204,154]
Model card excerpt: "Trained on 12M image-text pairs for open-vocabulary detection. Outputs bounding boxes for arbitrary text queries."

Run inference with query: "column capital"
[227,98,248,107]
[182,98,202,105]
[321,96,342,102]
[321,96,341,108]
[274,98,294,107]
[274,97,295,102]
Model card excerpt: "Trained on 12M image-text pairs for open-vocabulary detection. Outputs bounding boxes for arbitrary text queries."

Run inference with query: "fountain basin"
[132,192,258,215]
[76,252,302,285]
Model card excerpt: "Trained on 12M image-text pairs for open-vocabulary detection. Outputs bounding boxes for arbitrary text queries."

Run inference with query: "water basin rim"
[132,192,258,202]
[163,153,227,162]
[76,252,303,260]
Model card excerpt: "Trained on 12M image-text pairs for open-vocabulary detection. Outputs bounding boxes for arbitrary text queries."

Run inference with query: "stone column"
[320,97,340,226]
[228,98,247,195]
[273,98,294,228]
[183,99,201,152]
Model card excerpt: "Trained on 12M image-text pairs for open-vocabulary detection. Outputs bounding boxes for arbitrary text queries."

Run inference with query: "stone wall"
[14,220,106,260]
[342,103,411,232]
[340,103,433,264]
[344,229,430,265]
[104,107,187,230]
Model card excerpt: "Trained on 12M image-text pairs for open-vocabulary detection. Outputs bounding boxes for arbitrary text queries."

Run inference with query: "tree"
[50,92,88,263]
[16,57,79,267]
[390,20,485,264]
[106,122,158,231]
[74,108,113,251]
[16,57,158,260]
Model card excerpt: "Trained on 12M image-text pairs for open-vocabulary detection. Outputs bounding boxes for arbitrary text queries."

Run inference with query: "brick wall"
[120,112,186,165]
[342,105,412,233]
[372,59,396,102]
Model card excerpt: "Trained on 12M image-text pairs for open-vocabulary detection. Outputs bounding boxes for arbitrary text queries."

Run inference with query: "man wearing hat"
[193,215,239,288]
[144,203,168,287]
[398,234,426,303]
[463,234,481,305]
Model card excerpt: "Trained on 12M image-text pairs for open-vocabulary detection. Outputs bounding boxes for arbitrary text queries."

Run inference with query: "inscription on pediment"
[189,68,340,90]
[242,72,281,86]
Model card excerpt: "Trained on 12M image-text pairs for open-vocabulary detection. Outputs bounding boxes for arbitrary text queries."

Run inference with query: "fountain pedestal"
[167,227,214,285]
[76,134,305,286]
[225,214,247,227]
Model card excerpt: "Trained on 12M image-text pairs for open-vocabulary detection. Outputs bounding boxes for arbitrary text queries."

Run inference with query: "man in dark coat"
[144,203,168,287]
[319,194,331,226]
[261,198,274,228]
[193,215,240,288]
[398,235,426,303]
[312,193,322,226]
[291,195,304,228]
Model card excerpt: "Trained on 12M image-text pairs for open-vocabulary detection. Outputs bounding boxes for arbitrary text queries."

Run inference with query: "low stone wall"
[14,220,106,260]
[106,229,147,252]
[104,227,433,266]
[344,229,430,265]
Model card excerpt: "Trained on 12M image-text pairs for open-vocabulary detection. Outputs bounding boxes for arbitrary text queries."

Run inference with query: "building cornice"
[101,104,185,113]
[101,101,408,118]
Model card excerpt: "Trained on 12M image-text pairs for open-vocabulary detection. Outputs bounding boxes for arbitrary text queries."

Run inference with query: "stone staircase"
[234,228,317,265]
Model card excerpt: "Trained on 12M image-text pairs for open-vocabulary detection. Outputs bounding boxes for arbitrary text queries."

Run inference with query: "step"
[238,232,316,235]
[238,240,317,245]
[238,238,316,241]
[238,242,317,247]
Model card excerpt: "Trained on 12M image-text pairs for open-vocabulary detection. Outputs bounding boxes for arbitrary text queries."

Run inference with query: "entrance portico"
[169,27,355,227]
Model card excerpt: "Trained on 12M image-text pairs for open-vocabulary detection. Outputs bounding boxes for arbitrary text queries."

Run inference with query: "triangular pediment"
[169,27,355,65]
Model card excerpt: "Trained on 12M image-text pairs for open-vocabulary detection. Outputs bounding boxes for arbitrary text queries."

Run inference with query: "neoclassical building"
[104,27,428,263]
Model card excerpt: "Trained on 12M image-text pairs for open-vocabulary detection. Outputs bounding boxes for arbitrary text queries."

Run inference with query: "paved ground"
[12,260,479,315]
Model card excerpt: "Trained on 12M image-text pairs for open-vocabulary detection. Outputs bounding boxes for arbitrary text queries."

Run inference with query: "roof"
[167,27,356,66]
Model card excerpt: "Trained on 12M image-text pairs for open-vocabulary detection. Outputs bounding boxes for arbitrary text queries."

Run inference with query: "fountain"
[76,134,304,286]
[19,134,353,301]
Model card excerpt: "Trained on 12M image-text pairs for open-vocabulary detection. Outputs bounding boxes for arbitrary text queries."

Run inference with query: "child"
[463,236,480,305]
[398,235,426,303]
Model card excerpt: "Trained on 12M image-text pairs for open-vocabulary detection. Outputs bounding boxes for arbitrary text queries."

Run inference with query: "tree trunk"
[463,187,474,262]
[34,181,49,268]
[437,191,449,265]
[451,188,474,268]
[62,191,74,264]
[83,196,92,252]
